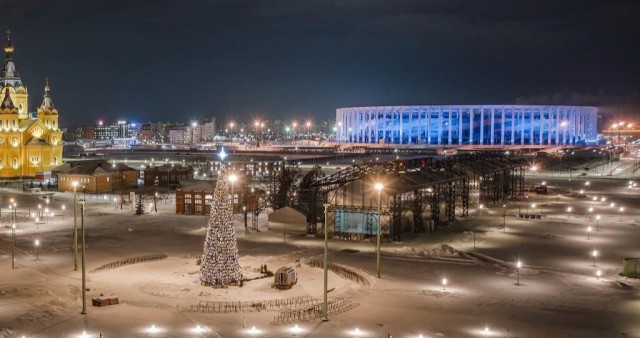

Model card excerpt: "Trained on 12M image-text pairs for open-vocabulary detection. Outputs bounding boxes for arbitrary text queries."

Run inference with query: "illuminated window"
[31,156,39,163]
[12,137,17,146]
[53,156,58,165]
[12,158,17,168]
[107,177,110,182]
[12,120,15,129]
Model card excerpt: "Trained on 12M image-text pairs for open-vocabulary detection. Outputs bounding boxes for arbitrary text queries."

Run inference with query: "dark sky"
[1,0,639,126]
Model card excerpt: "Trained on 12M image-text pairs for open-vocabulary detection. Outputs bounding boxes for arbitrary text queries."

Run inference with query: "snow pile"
[0,329,16,338]
[428,244,461,257]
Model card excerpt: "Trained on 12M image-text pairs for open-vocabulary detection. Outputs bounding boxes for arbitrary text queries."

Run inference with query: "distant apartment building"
[63,124,95,142]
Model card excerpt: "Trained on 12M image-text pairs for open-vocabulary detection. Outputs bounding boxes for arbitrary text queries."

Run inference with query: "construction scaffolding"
[297,152,527,239]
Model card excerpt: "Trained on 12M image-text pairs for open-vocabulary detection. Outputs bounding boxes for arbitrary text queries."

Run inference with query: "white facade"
[336,105,598,145]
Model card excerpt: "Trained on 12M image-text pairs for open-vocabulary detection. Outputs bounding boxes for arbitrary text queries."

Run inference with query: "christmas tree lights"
[200,169,242,286]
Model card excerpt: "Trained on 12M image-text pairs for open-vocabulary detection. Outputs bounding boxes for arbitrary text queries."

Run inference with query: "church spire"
[4,30,13,56]
[40,77,55,111]
[0,29,22,88]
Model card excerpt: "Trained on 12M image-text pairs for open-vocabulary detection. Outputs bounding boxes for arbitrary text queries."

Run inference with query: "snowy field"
[1,174,640,337]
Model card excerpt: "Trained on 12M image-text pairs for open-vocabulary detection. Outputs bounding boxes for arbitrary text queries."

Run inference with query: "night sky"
[1,0,639,126]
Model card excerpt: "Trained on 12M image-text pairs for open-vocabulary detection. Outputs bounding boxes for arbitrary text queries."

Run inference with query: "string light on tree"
[199,169,242,287]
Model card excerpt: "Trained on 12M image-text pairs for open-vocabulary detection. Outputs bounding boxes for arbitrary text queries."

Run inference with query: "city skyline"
[1,1,639,126]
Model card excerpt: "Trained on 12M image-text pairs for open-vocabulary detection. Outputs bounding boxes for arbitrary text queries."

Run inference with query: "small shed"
[274,267,297,289]
[623,258,640,277]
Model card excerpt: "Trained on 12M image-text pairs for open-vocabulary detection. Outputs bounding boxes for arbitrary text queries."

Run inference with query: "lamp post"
[587,207,593,221]
[596,270,602,280]
[516,260,522,285]
[322,203,330,322]
[502,204,507,232]
[587,226,592,240]
[442,278,448,291]
[73,181,78,271]
[375,182,383,278]
[591,249,598,267]
[80,199,87,315]
[62,205,66,219]
[619,206,624,221]
[306,121,312,146]
[11,224,15,269]
[35,239,40,261]
[596,214,600,231]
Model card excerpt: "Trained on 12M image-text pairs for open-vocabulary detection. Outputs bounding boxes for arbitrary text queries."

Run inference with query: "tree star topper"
[218,147,228,161]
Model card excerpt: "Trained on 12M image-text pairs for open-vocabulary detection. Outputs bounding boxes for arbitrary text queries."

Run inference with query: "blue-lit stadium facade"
[336,105,598,145]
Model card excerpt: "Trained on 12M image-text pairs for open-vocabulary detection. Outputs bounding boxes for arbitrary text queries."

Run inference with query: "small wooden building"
[274,267,297,289]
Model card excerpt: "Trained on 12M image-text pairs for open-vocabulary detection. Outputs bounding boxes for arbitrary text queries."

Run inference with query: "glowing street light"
[72,181,79,271]
[619,206,625,220]
[34,239,40,261]
[502,204,507,232]
[484,326,490,335]
[587,226,592,240]
[588,207,593,221]
[596,214,601,231]
[516,260,522,285]
[374,182,384,278]
[591,249,598,267]
[442,277,448,291]
[596,269,602,280]
[11,224,15,269]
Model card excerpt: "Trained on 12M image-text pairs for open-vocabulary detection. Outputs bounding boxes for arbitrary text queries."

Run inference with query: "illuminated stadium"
[336,105,598,145]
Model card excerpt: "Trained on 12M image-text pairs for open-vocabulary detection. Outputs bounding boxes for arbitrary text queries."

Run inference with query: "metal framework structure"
[336,105,598,145]
[297,152,527,239]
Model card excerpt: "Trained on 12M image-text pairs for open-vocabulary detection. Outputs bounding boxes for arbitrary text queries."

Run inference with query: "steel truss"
[297,152,527,238]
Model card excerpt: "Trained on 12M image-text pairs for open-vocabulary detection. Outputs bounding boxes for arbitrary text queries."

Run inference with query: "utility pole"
[322,203,330,322]
[80,199,87,315]
[73,182,78,271]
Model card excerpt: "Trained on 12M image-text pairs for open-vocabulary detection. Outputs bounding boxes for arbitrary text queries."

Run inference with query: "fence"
[271,297,359,325]
[183,296,318,313]
[91,253,168,272]
[308,259,369,286]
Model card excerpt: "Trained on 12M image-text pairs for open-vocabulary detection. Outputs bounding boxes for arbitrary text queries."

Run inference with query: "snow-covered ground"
[1,176,640,337]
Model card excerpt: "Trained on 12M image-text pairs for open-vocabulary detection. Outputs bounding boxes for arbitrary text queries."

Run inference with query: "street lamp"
[502,204,506,232]
[596,270,602,280]
[306,121,312,146]
[35,239,40,261]
[596,214,601,231]
[72,181,79,271]
[619,206,624,220]
[588,207,593,221]
[322,203,330,322]
[80,199,87,314]
[11,224,15,269]
[374,182,383,278]
[591,249,598,267]
[442,277,448,291]
[587,226,592,240]
[516,260,522,285]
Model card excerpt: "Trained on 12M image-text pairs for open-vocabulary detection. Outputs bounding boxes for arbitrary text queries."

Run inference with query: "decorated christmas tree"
[199,169,242,286]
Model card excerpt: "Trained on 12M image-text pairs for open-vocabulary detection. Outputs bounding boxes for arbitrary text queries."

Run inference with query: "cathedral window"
[53,156,58,165]
[11,137,17,146]
[12,158,17,168]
